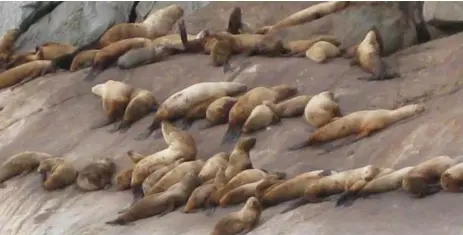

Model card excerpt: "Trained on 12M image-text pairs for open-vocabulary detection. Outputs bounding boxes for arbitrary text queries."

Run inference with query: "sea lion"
[184,168,227,213]
[126,150,146,163]
[115,168,133,191]
[255,1,350,34]
[224,137,257,180]
[85,37,152,81]
[281,165,381,213]
[136,81,248,140]
[219,172,286,207]
[278,35,341,57]
[200,96,239,129]
[110,88,158,133]
[180,95,225,130]
[263,95,311,118]
[3,50,38,69]
[0,28,21,66]
[305,40,341,63]
[198,152,229,182]
[90,80,134,130]
[106,172,202,225]
[402,155,456,198]
[146,159,205,195]
[441,162,463,193]
[210,197,262,235]
[69,49,99,72]
[242,102,280,134]
[131,121,197,203]
[289,103,426,151]
[350,26,399,81]
[0,151,52,187]
[36,42,77,60]
[303,91,341,128]
[100,4,184,47]
[1,60,56,90]
[222,85,298,144]
[37,157,78,191]
[76,158,116,192]
[258,169,335,207]
[142,158,185,195]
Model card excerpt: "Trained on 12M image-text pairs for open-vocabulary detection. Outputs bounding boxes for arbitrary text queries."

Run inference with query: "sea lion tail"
[335,191,359,207]
[105,217,126,225]
[221,124,242,145]
[84,68,102,82]
[280,197,309,214]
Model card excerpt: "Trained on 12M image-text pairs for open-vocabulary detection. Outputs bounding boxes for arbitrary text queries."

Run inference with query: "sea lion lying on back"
[136,81,248,140]
[0,151,52,187]
[0,60,56,90]
[76,158,116,192]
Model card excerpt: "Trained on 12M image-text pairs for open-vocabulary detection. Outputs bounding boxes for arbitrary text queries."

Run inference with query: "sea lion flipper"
[158,199,175,217]
[90,116,117,130]
[84,68,101,82]
[221,124,242,145]
[180,119,194,130]
[105,217,126,225]
[425,184,442,196]
[227,7,242,35]
[280,197,309,214]
[349,57,359,67]
[335,191,358,207]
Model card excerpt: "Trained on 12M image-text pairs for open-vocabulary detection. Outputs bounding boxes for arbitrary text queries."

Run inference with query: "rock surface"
[2,2,463,235]
[135,1,210,22]
[0,1,35,35]
[423,2,463,26]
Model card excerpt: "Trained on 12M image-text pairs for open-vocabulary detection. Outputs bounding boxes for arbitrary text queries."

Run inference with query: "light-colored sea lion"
[146,159,205,195]
[131,120,197,202]
[198,152,229,182]
[200,96,239,129]
[37,157,78,191]
[142,158,185,195]
[210,196,262,235]
[258,169,335,207]
[180,95,225,131]
[441,162,463,193]
[1,60,56,90]
[222,85,298,144]
[184,168,227,213]
[255,1,350,34]
[219,172,286,207]
[76,158,116,192]
[136,82,248,140]
[0,151,52,187]
[278,35,341,57]
[100,4,184,47]
[242,102,280,134]
[303,91,341,128]
[402,155,456,198]
[305,40,341,63]
[350,26,399,81]
[69,49,99,72]
[224,137,257,181]
[0,28,21,66]
[289,104,426,151]
[90,80,134,130]
[115,168,133,191]
[281,165,381,213]
[263,95,311,118]
[106,172,202,225]
[126,150,146,163]
[85,37,152,81]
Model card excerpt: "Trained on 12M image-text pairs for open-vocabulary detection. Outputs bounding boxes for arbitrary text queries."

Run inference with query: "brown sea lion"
[2,60,56,90]
[100,4,184,47]
[3,50,37,69]
[198,152,229,182]
[184,168,227,213]
[289,104,426,151]
[36,42,77,60]
[441,162,463,193]
[142,158,185,195]
[255,1,350,34]
[279,35,341,57]
[224,137,257,180]
[37,157,78,191]
[180,95,224,131]
[136,82,248,140]
[106,172,202,225]
[402,155,456,198]
[222,85,298,144]
[303,91,341,128]
[200,96,239,129]
[242,102,280,134]
[263,95,311,118]
[76,158,116,192]
[131,121,197,203]
[0,151,52,187]
[305,41,341,63]
[69,49,99,72]
[115,168,133,191]
[0,28,21,66]
[90,80,134,130]
[210,197,262,235]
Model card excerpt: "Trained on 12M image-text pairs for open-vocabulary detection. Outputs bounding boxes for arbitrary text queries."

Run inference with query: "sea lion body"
[5,50,38,69]
[114,88,158,132]
[305,41,341,63]
[210,197,262,235]
[115,168,133,191]
[184,168,227,213]
[36,42,77,60]
[402,155,456,197]
[0,151,52,187]
[204,96,238,127]
[441,162,463,192]
[242,103,280,133]
[265,95,311,118]
[0,60,55,89]
[37,157,77,191]
[359,166,413,196]
[0,28,21,66]
[284,35,341,55]
[224,137,257,180]
[304,91,341,128]
[69,49,99,72]
[142,158,185,195]
[198,152,229,182]
[76,158,116,191]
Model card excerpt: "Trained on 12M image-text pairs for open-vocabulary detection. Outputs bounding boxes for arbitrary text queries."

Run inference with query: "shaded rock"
[18,2,63,34]
[15,2,134,52]
[135,1,210,22]
[423,2,463,28]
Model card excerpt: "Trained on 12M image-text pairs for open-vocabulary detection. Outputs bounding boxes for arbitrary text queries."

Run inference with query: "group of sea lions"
[0,1,446,234]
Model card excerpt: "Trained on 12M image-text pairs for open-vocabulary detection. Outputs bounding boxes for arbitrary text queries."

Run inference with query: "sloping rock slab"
[1,27,463,235]
[423,2,463,26]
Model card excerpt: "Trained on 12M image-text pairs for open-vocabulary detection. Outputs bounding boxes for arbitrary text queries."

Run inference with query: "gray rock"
[136,1,210,22]
[423,2,463,26]
[0,1,34,35]
[15,1,134,51]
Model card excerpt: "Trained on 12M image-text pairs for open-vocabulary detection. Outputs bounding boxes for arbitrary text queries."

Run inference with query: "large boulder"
[15,2,135,51]
[423,2,463,27]
[0,1,35,35]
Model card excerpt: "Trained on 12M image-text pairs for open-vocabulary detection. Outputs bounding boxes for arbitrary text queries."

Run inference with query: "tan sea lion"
[242,102,280,134]
[222,85,298,144]
[69,49,99,72]
[37,157,78,191]
[0,151,52,187]
[441,162,463,193]
[100,4,184,47]
[199,96,238,129]
[36,42,77,60]
[2,60,56,90]
[305,41,341,63]
[142,158,185,195]
[76,158,116,192]
[198,152,229,182]
[180,95,224,131]
[106,172,202,225]
[224,137,257,180]
[263,95,311,118]
[303,91,341,128]
[184,168,227,213]
[136,82,248,140]
[3,50,38,69]
[115,168,133,191]
[289,104,426,151]
[0,28,21,66]
[210,196,262,235]
[402,155,456,198]
[279,35,341,57]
